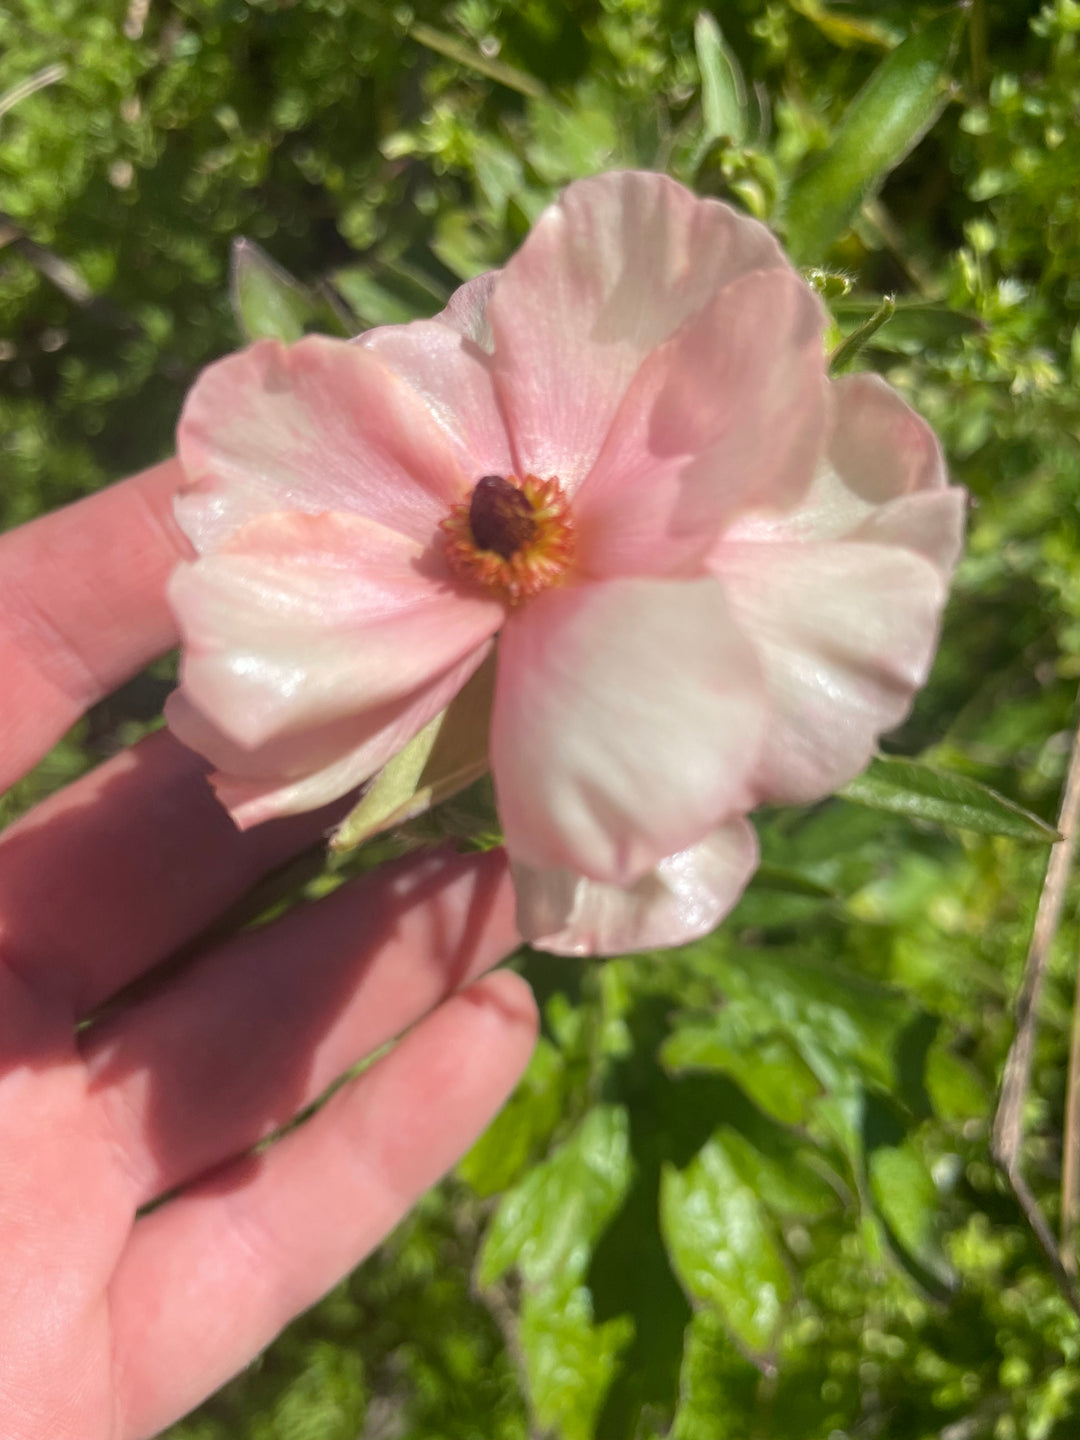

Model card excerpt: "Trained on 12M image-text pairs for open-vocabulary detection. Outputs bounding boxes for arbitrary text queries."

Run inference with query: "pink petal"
[575,268,829,579]
[491,577,766,887]
[725,373,965,573]
[512,818,759,957]
[487,170,786,491]
[713,540,948,805]
[167,645,491,828]
[358,319,512,481]
[434,271,499,351]
[829,372,948,501]
[169,510,503,748]
[176,335,480,554]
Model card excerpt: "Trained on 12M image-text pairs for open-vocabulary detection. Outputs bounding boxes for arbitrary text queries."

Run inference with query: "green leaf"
[410,21,546,99]
[330,656,494,852]
[788,0,899,50]
[661,1136,791,1356]
[671,1309,761,1440]
[457,1039,565,1197]
[519,1288,633,1440]
[839,756,1059,843]
[662,1026,823,1127]
[869,1139,954,1288]
[784,10,961,264]
[694,12,746,146]
[479,1105,631,1289]
[230,238,312,343]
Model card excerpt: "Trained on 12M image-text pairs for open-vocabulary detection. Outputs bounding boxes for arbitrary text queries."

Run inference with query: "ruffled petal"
[169,510,503,748]
[512,817,759,957]
[575,268,828,579]
[358,319,513,480]
[167,644,491,828]
[487,170,786,490]
[713,540,948,805]
[491,577,766,886]
[176,335,480,553]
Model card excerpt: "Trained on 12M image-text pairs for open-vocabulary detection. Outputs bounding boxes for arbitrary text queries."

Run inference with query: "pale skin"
[0,460,538,1440]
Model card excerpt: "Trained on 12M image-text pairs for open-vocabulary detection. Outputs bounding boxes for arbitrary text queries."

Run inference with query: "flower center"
[441,473,575,605]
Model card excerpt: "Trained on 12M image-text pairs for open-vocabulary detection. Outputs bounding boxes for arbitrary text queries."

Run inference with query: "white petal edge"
[512,818,759,957]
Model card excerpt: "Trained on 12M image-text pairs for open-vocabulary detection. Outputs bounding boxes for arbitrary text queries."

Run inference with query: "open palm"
[0,460,537,1440]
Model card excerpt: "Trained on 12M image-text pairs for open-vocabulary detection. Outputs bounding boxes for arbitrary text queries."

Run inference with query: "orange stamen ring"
[441,473,576,605]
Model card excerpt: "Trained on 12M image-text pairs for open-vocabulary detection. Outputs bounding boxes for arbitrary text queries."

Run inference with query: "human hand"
[0,461,538,1440]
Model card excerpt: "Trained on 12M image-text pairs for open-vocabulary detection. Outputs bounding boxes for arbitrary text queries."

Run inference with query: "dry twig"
[992,693,1080,1314]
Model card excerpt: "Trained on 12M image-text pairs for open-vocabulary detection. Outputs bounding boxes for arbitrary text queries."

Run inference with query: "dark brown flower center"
[468,474,538,559]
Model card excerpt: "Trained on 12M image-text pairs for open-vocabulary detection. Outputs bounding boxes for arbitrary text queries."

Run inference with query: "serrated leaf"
[479,1105,631,1289]
[230,238,312,342]
[839,756,1059,843]
[694,12,746,146]
[661,1136,790,1356]
[785,10,961,263]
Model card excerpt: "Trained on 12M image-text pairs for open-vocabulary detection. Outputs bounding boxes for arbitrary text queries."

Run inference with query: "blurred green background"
[5,0,1080,1435]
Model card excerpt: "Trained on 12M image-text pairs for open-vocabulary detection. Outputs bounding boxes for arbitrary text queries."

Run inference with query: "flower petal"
[491,577,766,886]
[176,335,475,553]
[487,170,786,490]
[575,268,829,578]
[512,818,759,957]
[358,319,512,481]
[725,373,965,572]
[169,510,503,748]
[167,644,491,828]
[434,270,499,351]
[713,540,948,804]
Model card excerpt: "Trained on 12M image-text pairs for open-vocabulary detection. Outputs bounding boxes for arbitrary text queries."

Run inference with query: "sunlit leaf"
[839,756,1059,842]
[694,12,746,146]
[661,1136,791,1356]
[230,238,312,343]
[785,10,962,263]
[479,1105,631,1289]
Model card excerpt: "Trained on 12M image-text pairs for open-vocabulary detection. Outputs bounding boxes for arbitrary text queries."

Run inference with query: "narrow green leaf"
[694,12,746,146]
[789,0,899,50]
[230,238,312,343]
[785,9,962,264]
[411,22,545,99]
[661,1136,790,1356]
[839,756,1059,843]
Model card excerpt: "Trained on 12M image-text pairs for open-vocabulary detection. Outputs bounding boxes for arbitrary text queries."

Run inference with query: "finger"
[0,728,348,1016]
[84,847,519,1205]
[109,969,538,1440]
[0,459,190,790]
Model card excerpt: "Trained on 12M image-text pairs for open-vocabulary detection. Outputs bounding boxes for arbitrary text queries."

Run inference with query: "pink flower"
[166,171,965,956]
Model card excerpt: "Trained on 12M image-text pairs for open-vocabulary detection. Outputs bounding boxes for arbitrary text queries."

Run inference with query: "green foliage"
[7,0,1080,1437]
